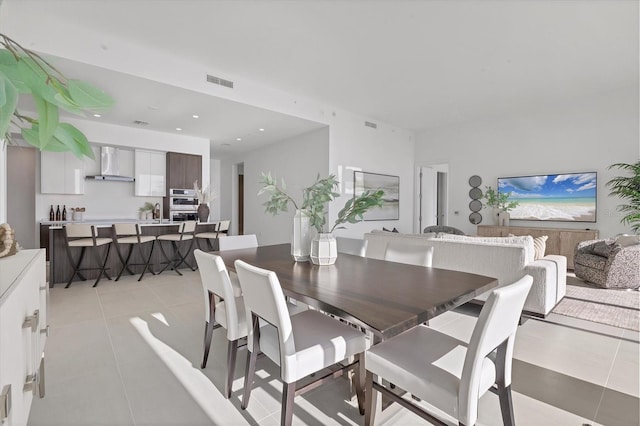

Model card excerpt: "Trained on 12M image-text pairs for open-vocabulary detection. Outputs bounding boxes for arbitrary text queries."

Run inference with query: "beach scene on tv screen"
[498,172,597,222]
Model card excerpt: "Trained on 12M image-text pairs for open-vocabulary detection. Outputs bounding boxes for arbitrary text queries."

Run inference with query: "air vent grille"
[206,74,234,88]
[364,121,378,129]
[133,120,149,126]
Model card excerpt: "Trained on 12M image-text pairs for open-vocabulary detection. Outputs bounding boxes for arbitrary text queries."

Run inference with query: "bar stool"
[195,221,220,252]
[63,224,112,288]
[157,221,197,275]
[217,220,230,237]
[112,223,157,281]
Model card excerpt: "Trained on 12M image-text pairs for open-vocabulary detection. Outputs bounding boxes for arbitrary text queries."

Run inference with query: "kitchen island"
[41,220,218,285]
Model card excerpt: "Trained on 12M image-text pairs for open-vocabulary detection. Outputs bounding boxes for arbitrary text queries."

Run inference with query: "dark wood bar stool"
[112,223,157,281]
[62,224,112,288]
[157,221,197,275]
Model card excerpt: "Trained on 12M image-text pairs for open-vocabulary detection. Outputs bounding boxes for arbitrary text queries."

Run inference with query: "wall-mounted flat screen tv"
[498,172,597,222]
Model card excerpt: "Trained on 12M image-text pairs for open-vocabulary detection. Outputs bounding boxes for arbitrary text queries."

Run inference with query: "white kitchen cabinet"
[40,151,85,194]
[0,249,47,426]
[134,149,166,197]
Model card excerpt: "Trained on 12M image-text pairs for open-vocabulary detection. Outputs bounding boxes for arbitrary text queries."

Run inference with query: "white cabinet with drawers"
[0,249,48,425]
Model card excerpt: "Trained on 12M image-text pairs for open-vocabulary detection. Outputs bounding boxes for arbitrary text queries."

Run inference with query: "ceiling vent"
[364,121,378,129]
[133,120,149,126]
[207,74,234,89]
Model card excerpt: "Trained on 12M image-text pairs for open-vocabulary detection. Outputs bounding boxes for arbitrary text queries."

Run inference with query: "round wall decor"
[468,175,483,225]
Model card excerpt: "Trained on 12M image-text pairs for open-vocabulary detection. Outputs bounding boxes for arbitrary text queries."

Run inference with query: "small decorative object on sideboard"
[71,207,85,221]
[482,185,519,226]
[0,223,17,258]
[139,202,155,220]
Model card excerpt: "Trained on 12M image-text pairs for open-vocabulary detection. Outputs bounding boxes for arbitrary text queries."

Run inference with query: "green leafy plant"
[138,202,155,213]
[258,172,385,233]
[482,186,519,212]
[0,34,114,158]
[607,161,640,233]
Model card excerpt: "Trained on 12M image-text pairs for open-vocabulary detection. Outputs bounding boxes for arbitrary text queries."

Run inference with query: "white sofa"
[364,231,566,317]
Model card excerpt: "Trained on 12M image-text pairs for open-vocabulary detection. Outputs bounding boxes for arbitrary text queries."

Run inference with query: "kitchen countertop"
[41,219,219,229]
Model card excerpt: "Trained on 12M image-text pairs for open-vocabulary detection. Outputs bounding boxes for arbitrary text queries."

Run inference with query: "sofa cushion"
[615,234,640,247]
[439,234,535,263]
[575,252,607,270]
[533,236,548,260]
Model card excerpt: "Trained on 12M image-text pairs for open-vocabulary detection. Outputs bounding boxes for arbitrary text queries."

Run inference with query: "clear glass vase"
[291,209,312,261]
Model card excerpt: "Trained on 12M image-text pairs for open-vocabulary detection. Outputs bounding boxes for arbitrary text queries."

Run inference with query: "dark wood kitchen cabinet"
[166,152,202,190]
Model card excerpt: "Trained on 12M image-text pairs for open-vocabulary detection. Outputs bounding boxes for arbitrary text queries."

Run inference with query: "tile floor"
[29,270,639,426]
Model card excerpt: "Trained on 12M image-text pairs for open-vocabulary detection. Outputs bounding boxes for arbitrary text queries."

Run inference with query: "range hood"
[85,147,135,182]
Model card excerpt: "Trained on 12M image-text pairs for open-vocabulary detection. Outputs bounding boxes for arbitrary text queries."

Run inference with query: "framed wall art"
[354,171,399,220]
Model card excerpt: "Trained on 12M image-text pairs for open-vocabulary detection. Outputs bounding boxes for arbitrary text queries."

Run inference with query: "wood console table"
[477,225,598,269]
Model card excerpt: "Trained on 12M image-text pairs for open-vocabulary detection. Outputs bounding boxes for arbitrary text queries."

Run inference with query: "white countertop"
[41,219,218,229]
[0,249,44,305]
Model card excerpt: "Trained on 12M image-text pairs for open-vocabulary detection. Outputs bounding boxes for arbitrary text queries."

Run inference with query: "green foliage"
[607,161,640,233]
[331,189,384,233]
[139,202,155,212]
[258,172,385,233]
[482,186,519,212]
[0,34,115,158]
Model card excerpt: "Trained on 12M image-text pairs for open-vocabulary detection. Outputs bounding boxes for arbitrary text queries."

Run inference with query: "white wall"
[415,88,639,238]
[35,118,210,222]
[219,127,329,245]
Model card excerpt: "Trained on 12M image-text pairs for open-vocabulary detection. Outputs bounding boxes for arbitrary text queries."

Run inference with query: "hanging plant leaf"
[21,125,42,148]
[53,92,85,116]
[0,72,18,138]
[57,123,94,158]
[33,94,58,148]
[0,54,30,94]
[68,79,114,110]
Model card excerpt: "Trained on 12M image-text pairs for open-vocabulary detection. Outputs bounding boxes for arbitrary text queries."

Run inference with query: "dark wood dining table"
[216,243,498,341]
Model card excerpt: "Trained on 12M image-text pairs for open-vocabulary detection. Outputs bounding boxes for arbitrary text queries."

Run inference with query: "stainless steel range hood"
[85,146,135,182]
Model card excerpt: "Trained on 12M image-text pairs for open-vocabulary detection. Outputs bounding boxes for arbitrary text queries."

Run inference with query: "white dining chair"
[336,236,368,257]
[364,275,533,426]
[194,249,246,398]
[234,259,368,426]
[384,242,434,267]
[218,234,258,251]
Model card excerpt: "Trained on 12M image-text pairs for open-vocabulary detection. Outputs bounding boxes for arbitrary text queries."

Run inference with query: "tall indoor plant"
[259,172,384,264]
[0,34,114,158]
[607,161,640,234]
[482,185,519,226]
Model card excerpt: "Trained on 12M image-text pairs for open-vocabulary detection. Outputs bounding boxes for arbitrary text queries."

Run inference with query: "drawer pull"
[0,384,10,420]
[23,374,37,395]
[22,309,39,332]
[40,325,50,337]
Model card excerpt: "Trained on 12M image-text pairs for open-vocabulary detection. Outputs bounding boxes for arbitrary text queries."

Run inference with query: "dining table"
[216,243,499,342]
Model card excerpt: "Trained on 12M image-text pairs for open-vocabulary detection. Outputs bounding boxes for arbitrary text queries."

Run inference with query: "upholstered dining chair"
[111,223,156,281]
[364,275,533,426]
[194,249,246,398]
[157,220,197,275]
[217,234,258,251]
[62,223,112,288]
[384,242,434,267]
[234,259,367,426]
[336,236,368,257]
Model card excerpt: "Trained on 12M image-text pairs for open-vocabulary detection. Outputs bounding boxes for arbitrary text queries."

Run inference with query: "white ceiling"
[7,0,639,149]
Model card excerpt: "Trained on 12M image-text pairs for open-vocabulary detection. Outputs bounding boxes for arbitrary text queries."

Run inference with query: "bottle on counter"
[49,205,55,221]
[62,205,67,221]
[55,205,61,221]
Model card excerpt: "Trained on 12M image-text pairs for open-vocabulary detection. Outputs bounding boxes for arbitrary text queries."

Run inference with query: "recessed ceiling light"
[259,128,265,132]
[93,113,101,118]
[236,137,242,141]
[192,114,199,119]
[176,127,182,131]
[221,143,231,147]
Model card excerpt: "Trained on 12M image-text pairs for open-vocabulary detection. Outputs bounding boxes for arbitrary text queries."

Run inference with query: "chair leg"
[138,240,157,280]
[65,246,86,288]
[353,353,366,415]
[364,371,377,426]
[281,382,295,426]
[241,314,260,410]
[92,244,112,287]
[115,244,134,281]
[226,339,239,399]
[157,241,173,274]
[170,241,183,276]
[201,320,214,369]
[498,384,515,426]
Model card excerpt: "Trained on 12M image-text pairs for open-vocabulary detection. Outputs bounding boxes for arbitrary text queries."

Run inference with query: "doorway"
[234,162,244,235]
[416,163,449,233]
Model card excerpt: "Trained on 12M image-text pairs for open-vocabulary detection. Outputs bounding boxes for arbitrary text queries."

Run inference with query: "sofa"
[574,238,640,289]
[364,231,567,317]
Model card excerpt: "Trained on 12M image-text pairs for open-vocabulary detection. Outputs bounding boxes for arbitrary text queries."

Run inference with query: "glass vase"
[291,209,312,261]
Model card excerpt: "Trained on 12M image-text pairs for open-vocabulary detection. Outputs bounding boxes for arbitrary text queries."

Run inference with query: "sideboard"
[0,249,48,425]
[477,225,599,269]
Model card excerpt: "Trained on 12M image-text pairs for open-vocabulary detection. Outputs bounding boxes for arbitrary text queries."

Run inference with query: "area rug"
[552,276,640,331]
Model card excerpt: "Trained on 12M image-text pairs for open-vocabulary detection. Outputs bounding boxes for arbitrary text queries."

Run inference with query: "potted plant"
[0,34,114,158]
[259,172,384,264]
[607,161,640,234]
[482,186,519,226]
[138,202,155,220]
[194,180,214,222]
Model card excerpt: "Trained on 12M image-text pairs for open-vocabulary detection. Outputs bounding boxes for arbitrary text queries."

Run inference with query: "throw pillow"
[533,235,548,260]
[591,241,619,257]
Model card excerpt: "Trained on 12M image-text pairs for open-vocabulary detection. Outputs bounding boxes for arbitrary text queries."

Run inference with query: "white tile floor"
[29,270,639,426]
